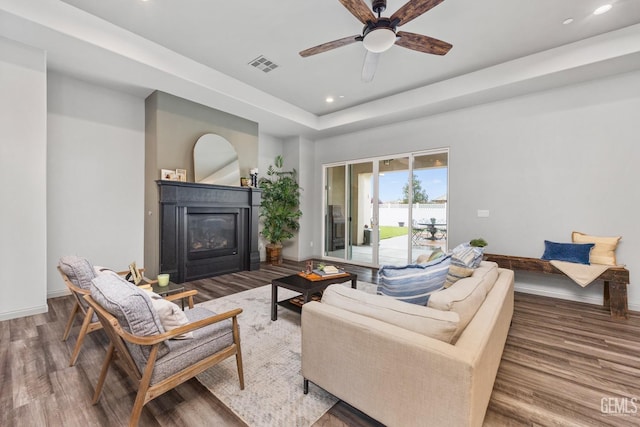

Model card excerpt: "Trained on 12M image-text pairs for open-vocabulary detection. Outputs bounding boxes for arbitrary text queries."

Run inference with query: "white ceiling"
[2,0,640,138]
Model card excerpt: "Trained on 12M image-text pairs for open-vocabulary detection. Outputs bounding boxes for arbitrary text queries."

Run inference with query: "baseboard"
[48,288,71,299]
[0,305,48,321]
[514,283,640,313]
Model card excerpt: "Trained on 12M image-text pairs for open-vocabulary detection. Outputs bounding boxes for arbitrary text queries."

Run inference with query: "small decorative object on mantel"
[250,168,258,187]
[240,177,250,187]
[161,169,177,181]
[161,168,187,182]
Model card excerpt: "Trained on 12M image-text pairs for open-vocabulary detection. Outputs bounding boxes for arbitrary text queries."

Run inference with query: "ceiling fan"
[299,0,452,82]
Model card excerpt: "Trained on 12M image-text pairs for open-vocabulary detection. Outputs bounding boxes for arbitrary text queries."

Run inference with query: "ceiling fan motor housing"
[371,0,387,14]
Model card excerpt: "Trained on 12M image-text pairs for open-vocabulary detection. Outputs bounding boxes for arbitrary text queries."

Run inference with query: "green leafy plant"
[258,155,303,245]
[470,238,488,248]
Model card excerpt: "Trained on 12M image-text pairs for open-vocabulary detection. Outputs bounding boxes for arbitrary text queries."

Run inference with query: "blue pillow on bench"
[541,240,594,265]
[378,255,451,305]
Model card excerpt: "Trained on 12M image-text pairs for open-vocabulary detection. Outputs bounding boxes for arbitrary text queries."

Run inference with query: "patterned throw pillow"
[378,255,451,305]
[571,231,621,266]
[451,242,484,268]
[444,264,475,288]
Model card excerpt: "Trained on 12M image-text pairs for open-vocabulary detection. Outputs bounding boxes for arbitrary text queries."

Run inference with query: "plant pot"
[265,243,283,265]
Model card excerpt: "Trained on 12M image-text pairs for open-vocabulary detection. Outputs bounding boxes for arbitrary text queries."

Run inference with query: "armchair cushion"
[59,255,97,290]
[90,273,169,361]
[152,307,235,383]
[322,284,459,343]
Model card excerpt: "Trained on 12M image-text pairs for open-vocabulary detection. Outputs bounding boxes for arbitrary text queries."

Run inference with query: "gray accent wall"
[144,91,259,277]
[313,70,640,311]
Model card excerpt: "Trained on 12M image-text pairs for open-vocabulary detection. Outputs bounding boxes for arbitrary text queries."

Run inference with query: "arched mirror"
[193,133,240,186]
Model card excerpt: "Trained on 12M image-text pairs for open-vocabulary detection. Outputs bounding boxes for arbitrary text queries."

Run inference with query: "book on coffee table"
[312,266,345,277]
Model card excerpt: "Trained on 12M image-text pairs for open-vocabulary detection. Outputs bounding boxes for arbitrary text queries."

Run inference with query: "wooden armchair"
[84,273,244,427]
[58,256,196,366]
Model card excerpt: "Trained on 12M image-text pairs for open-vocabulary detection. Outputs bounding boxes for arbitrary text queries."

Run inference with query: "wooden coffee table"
[271,272,357,321]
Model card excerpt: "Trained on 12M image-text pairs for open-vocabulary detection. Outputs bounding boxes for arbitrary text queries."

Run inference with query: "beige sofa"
[301,262,514,427]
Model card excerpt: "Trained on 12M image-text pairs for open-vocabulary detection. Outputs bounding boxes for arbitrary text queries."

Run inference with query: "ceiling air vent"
[248,55,279,73]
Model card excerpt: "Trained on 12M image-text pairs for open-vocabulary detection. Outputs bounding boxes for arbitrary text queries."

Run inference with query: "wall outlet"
[477,210,490,218]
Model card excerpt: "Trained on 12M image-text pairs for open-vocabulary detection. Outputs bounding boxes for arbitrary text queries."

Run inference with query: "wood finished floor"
[3,259,639,426]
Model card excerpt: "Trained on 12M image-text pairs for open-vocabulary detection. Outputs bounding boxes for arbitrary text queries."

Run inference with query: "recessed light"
[593,4,612,15]
[326,96,334,103]
[562,17,574,25]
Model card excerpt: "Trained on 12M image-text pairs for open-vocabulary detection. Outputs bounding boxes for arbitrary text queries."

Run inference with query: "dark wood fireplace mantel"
[157,181,260,283]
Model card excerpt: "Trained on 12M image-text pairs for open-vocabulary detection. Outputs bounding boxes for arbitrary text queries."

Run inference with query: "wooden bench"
[484,253,630,320]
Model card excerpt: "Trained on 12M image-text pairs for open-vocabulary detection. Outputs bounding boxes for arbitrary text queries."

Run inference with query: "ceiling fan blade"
[361,50,380,83]
[395,31,452,55]
[338,0,376,24]
[390,0,446,26]
[299,35,361,57]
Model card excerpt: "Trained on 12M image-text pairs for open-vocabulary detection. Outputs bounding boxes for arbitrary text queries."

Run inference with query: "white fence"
[378,203,447,226]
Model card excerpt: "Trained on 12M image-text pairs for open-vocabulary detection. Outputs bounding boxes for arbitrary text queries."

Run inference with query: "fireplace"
[158,181,260,283]
[187,210,238,260]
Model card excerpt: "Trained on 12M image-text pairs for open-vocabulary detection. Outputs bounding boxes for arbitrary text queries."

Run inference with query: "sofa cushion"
[322,284,459,343]
[428,262,499,340]
[90,273,169,362]
[378,255,451,305]
[445,265,475,288]
[571,231,621,266]
[541,240,594,265]
[59,255,97,290]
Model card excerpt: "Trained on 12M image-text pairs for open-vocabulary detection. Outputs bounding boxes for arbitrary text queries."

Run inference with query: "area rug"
[195,281,375,426]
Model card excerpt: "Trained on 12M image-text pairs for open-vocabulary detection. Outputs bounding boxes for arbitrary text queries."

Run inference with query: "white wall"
[313,70,640,311]
[279,136,314,261]
[0,37,47,320]
[47,72,145,297]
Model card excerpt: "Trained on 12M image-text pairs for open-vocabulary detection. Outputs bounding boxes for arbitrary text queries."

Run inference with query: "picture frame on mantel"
[161,169,178,181]
[176,169,187,182]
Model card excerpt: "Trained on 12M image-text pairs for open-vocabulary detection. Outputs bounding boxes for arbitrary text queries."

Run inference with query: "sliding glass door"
[323,149,448,267]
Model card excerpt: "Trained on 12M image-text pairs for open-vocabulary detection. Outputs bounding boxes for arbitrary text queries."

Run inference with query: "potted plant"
[258,155,302,265]
[470,238,488,248]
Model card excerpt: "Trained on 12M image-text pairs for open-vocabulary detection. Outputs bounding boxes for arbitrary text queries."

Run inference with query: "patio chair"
[58,256,195,366]
[85,272,244,427]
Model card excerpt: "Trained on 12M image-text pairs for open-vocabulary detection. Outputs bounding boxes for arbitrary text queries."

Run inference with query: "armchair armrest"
[83,294,240,345]
[164,289,198,309]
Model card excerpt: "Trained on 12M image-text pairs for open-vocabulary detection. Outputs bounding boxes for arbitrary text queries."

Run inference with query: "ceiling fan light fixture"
[363,28,396,53]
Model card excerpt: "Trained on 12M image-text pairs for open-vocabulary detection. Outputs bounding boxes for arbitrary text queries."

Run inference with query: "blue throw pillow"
[541,240,594,265]
[378,255,451,305]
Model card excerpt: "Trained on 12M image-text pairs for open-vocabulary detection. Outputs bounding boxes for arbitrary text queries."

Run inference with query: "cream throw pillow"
[151,297,193,339]
[572,231,621,266]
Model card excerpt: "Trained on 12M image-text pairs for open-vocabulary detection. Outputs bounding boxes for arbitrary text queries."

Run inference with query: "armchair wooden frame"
[84,294,244,427]
[59,266,197,366]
